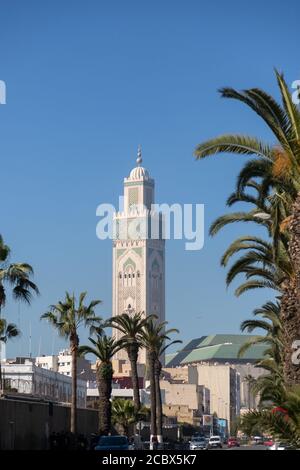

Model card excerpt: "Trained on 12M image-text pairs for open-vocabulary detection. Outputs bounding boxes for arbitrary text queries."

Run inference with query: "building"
[86,380,151,408]
[196,364,240,430]
[35,349,92,380]
[163,363,239,430]
[112,148,165,363]
[166,334,266,410]
[160,379,210,426]
[2,359,86,407]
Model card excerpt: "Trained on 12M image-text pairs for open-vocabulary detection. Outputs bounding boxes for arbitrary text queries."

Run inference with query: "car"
[263,439,274,447]
[253,436,264,445]
[142,440,150,450]
[207,435,222,449]
[269,442,288,451]
[94,435,129,450]
[189,437,207,450]
[227,437,240,448]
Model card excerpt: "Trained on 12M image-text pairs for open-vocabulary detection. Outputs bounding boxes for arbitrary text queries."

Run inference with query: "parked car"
[253,436,264,445]
[142,440,150,450]
[263,439,274,447]
[94,435,129,450]
[207,436,222,449]
[269,442,289,451]
[227,437,240,448]
[189,437,207,450]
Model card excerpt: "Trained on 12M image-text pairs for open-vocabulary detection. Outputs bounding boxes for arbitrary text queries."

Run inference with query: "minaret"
[112,148,165,363]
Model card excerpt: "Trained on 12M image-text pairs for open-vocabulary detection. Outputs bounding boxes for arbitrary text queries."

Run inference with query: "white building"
[86,380,151,406]
[112,148,165,363]
[35,349,92,379]
[163,364,240,430]
[2,359,86,407]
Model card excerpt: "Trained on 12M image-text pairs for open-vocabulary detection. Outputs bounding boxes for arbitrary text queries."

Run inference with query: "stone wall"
[0,398,98,449]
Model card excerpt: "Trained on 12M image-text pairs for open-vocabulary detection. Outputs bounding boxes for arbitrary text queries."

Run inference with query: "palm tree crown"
[0,235,39,308]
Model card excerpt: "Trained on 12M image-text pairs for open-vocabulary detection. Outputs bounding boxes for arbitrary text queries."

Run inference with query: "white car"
[189,437,207,450]
[207,436,222,449]
[269,442,287,450]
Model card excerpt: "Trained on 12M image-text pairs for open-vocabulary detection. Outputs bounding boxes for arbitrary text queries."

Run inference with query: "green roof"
[165,334,266,367]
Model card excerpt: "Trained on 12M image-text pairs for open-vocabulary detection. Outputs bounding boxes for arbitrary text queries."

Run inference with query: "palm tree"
[79,335,124,435]
[194,71,300,384]
[209,183,292,297]
[238,301,284,406]
[0,235,38,392]
[154,333,182,443]
[111,397,149,437]
[140,318,181,445]
[0,318,20,391]
[109,312,153,411]
[41,291,102,434]
[239,387,300,447]
[0,235,39,309]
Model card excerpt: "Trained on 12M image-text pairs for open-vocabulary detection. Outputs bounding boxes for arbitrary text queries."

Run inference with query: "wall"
[232,363,265,409]
[2,362,86,407]
[0,398,98,450]
[160,380,202,411]
[196,364,239,427]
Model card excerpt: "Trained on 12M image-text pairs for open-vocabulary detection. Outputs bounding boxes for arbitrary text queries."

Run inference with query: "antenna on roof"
[29,322,32,358]
[51,331,55,356]
[38,336,42,357]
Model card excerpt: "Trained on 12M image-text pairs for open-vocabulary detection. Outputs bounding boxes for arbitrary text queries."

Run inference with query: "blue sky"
[0,0,299,357]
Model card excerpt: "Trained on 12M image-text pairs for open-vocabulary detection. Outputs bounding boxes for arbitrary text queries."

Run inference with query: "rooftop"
[165,334,266,367]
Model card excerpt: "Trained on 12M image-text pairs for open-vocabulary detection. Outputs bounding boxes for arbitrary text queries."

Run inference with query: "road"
[212,445,268,451]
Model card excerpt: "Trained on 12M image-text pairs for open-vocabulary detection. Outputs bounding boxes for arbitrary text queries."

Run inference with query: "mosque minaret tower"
[112,147,165,363]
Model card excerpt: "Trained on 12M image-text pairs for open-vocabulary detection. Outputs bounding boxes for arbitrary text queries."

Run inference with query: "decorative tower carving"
[112,148,165,363]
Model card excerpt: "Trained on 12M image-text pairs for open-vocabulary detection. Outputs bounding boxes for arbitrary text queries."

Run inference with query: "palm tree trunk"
[0,306,2,392]
[97,362,113,435]
[0,346,2,393]
[154,358,163,443]
[148,351,157,445]
[70,334,78,434]
[281,192,300,385]
[127,343,141,411]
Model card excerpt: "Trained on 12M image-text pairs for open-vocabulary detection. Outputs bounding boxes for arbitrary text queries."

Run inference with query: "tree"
[0,318,20,390]
[239,387,300,448]
[239,301,283,365]
[194,71,300,384]
[140,318,181,445]
[79,335,124,435]
[111,397,149,437]
[41,292,102,434]
[0,235,39,309]
[0,235,38,392]
[239,301,284,405]
[154,334,181,443]
[109,312,153,411]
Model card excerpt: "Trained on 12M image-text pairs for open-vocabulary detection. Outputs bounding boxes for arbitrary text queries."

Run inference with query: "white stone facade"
[2,360,86,407]
[35,349,91,379]
[112,150,165,363]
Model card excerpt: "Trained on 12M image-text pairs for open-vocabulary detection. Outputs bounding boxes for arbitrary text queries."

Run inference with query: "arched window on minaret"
[124,265,135,287]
